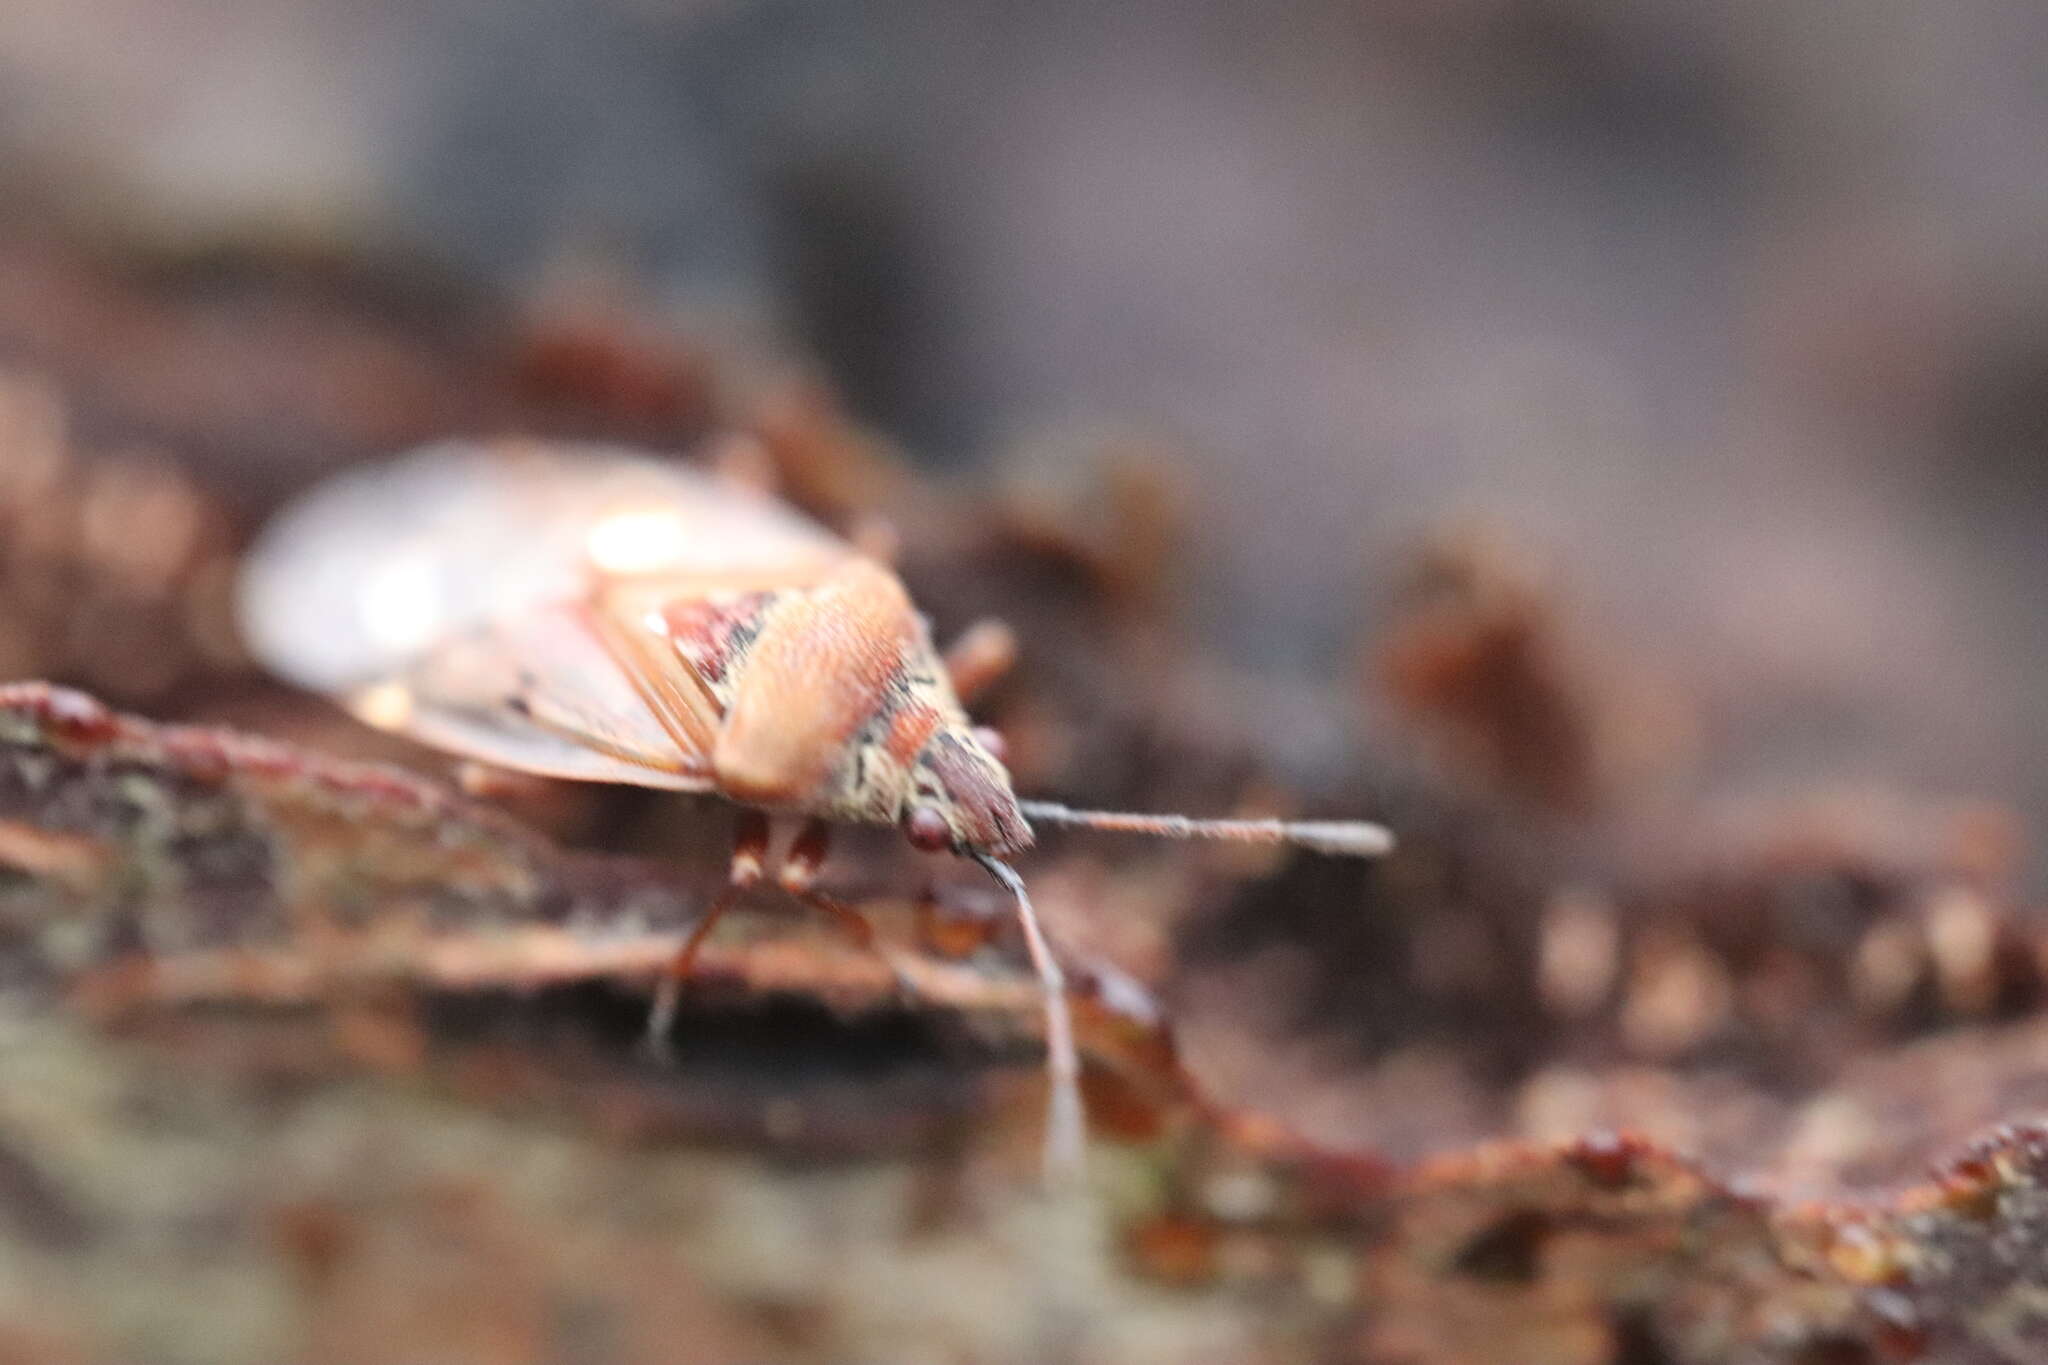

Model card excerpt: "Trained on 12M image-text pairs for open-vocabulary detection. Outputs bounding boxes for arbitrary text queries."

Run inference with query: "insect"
[238,438,1393,1180]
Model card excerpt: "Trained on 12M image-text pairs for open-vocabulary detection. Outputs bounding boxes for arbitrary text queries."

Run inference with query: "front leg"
[645,809,770,1053]
[941,618,1017,706]
[778,818,919,1001]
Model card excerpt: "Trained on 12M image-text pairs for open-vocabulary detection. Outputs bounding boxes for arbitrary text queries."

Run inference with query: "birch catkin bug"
[239,439,1392,1180]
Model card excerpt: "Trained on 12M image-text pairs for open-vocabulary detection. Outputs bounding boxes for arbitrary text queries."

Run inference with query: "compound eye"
[904,805,952,852]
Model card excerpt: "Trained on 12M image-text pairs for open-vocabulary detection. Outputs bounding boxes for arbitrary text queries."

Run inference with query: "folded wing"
[239,440,852,790]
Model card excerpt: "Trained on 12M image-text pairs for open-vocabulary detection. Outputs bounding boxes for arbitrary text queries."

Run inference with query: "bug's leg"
[850,516,900,565]
[778,819,919,1000]
[646,810,770,1054]
[942,618,1018,705]
[710,432,778,495]
[913,883,997,960]
[775,819,869,946]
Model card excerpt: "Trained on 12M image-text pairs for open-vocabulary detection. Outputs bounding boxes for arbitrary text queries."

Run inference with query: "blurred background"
[3,0,2046,826]
[6,1,2047,834]
[4,7,2048,1359]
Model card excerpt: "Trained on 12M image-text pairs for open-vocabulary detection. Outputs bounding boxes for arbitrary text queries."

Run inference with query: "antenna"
[974,807,1393,1185]
[972,851,1086,1186]
[1017,801,1395,858]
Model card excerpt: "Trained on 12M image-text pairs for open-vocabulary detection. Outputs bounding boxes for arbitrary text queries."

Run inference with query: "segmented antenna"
[972,851,1086,1186]
[1016,801,1395,858]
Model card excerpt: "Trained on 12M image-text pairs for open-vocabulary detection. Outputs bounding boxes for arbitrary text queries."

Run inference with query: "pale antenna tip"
[1284,820,1397,859]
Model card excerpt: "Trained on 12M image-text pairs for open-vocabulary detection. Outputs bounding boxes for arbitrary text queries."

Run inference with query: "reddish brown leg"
[710,432,777,494]
[778,819,917,997]
[777,821,869,944]
[850,516,901,565]
[646,810,769,1052]
[791,888,877,950]
[912,884,996,960]
[941,618,1018,705]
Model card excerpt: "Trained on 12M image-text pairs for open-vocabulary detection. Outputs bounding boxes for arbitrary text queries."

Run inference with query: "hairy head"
[901,726,1034,858]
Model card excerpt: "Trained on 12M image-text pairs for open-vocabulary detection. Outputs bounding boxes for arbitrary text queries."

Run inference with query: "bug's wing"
[353,603,714,789]
[238,440,851,789]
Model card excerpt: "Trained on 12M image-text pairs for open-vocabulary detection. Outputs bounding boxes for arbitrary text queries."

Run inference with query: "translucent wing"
[350,603,711,789]
[238,439,853,788]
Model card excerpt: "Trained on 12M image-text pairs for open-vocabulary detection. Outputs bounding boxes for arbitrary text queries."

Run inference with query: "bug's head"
[902,726,1034,859]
